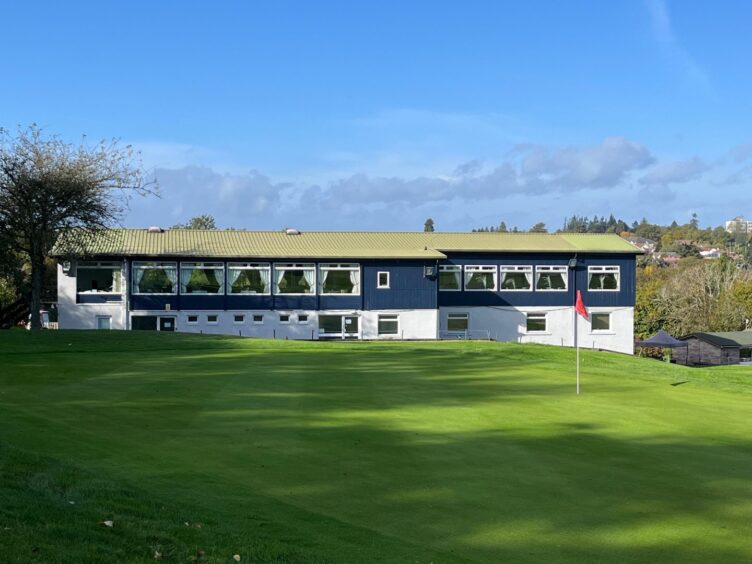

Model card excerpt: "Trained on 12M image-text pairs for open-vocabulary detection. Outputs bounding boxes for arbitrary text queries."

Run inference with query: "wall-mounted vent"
[147,226,164,233]
[284,227,301,235]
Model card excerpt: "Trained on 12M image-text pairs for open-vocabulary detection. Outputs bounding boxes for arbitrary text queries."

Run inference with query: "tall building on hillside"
[725,217,752,233]
[53,228,641,354]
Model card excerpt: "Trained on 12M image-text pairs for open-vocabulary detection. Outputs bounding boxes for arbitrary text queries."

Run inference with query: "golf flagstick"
[574,290,589,395]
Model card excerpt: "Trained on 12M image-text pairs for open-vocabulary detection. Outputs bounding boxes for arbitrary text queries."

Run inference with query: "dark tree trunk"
[29,251,44,330]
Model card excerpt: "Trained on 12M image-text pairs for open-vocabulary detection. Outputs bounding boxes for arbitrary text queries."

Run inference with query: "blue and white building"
[55,228,640,353]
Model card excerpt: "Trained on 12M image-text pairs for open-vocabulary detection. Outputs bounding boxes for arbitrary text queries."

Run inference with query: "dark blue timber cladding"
[131,294,180,311]
[363,261,437,310]
[438,253,636,308]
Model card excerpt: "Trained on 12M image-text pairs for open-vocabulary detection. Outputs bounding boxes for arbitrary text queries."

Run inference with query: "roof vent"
[284,227,301,236]
[147,226,164,233]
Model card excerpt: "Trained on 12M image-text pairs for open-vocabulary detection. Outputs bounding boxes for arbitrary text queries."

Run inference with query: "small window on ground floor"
[234,314,245,324]
[187,315,199,324]
[447,312,469,332]
[96,316,111,330]
[591,312,611,332]
[207,314,218,324]
[279,313,290,323]
[526,312,547,333]
[253,314,264,324]
[298,314,309,323]
[378,314,399,335]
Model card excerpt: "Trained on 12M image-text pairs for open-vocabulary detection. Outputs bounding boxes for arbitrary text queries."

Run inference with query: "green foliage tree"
[424,218,435,232]
[529,222,547,233]
[0,125,153,329]
[171,214,217,230]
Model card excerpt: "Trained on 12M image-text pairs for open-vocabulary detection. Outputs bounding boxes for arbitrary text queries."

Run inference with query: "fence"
[438,329,492,341]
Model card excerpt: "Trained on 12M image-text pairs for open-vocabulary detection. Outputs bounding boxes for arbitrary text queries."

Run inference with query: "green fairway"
[1,331,751,563]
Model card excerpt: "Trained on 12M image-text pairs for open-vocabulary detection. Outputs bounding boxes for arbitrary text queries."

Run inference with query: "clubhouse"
[54,228,640,353]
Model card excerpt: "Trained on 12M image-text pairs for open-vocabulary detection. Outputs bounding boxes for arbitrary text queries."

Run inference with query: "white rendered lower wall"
[439,306,634,354]
[140,309,439,340]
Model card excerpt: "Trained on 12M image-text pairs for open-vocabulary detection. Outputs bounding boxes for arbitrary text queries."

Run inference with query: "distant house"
[699,248,722,259]
[656,252,681,265]
[675,331,752,366]
[626,236,656,253]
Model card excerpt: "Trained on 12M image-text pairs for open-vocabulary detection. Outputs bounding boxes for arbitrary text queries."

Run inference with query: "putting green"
[1,331,751,563]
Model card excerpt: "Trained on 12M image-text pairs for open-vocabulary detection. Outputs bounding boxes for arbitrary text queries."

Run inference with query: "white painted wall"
[57,262,127,330]
[439,306,634,354]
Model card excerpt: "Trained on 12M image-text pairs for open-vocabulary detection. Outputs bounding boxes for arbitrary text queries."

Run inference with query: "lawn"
[0,331,751,563]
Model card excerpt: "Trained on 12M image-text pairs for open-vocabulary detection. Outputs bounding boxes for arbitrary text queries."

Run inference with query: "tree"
[529,222,547,233]
[424,218,435,232]
[0,125,153,329]
[172,214,217,230]
[498,221,508,232]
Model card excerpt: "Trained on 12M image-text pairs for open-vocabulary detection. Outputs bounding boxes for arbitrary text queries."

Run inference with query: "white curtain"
[180,267,193,293]
[275,267,286,293]
[524,271,532,286]
[133,267,145,293]
[166,267,178,293]
[349,270,360,294]
[302,268,315,294]
[320,269,330,293]
[228,268,243,291]
[258,268,270,293]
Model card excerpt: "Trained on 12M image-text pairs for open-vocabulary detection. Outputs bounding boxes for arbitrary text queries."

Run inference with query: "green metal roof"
[685,331,752,348]
[53,229,641,259]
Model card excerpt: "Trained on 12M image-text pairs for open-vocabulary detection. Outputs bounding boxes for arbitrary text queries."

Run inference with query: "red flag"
[575,290,589,320]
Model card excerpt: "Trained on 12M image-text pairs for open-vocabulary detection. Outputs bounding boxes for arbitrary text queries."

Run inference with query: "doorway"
[318,314,360,339]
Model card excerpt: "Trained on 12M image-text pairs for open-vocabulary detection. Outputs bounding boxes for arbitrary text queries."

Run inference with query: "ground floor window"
[96,316,111,330]
[187,314,199,324]
[279,313,290,323]
[298,314,309,323]
[447,312,469,332]
[591,312,611,332]
[318,315,359,337]
[378,314,399,335]
[131,316,157,330]
[253,314,264,324]
[234,314,245,324]
[526,312,547,333]
[207,314,218,324]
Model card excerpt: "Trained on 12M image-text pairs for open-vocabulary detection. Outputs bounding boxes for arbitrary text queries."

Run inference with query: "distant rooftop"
[53,228,642,259]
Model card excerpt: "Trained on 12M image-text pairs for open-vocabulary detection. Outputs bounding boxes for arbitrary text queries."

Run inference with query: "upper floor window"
[319,263,360,295]
[439,265,461,291]
[274,263,315,295]
[588,266,620,291]
[500,265,532,291]
[464,265,497,291]
[180,262,225,294]
[132,261,177,295]
[76,261,122,294]
[228,263,270,295]
[535,266,567,291]
[377,271,390,289]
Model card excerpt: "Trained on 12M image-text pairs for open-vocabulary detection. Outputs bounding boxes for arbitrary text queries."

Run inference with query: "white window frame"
[535,266,568,292]
[206,314,219,325]
[76,261,123,295]
[279,313,291,324]
[273,263,316,296]
[588,266,621,292]
[438,265,462,292]
[227,262,271,295]
[377,314,400,336]
[499,265,533,291]
[252,314,264,324]
[297,314,309,324]
[447,312,469,332]
[95,315,112,330]
[186,314,199,325]
[318,263,361,296]
[132,261,178,295]
[590,311,613,333]
[377,271,390,289]
[233,314,245,324]
[180,262,225,295]
[464,265,497,291]
[525,312,548,333]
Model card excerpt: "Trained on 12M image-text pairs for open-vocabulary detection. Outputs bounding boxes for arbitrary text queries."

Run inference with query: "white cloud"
[645,0,711,91]
[638,156,709,186]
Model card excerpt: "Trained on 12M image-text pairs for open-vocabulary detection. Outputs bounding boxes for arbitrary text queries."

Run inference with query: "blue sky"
[3,0,752,231]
